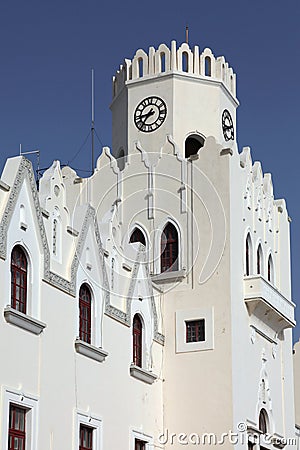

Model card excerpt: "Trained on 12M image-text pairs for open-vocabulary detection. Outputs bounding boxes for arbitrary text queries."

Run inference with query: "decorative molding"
[74,339,108,362]
[0,157,164,346]
[4,306,46,335]
[129,364,158,384]
[104,244,165,345]
[0,157,73,295]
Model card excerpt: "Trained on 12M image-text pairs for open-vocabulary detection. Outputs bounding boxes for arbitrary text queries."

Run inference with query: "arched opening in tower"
[185,135,205,159]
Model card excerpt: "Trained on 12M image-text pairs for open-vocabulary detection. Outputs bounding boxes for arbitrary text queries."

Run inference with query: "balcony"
[244,276,295,330]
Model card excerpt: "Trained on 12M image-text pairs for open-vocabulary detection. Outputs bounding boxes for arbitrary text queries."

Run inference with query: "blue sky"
[0,1,299,339]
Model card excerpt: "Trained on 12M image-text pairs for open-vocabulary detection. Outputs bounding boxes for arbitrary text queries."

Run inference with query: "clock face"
[222,109,234,141]
[134,96,167,132]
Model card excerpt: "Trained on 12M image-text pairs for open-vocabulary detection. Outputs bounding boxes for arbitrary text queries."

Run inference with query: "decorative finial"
[185,25,189,44]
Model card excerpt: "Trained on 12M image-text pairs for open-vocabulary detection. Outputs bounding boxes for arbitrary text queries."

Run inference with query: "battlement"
[112,40,236,99]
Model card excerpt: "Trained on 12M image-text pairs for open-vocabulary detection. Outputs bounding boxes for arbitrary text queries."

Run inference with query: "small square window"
[135,438,147,450]
[185,319,205,343]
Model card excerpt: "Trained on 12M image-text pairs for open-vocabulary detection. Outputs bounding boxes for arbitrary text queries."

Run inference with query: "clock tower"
[110,40,238,161]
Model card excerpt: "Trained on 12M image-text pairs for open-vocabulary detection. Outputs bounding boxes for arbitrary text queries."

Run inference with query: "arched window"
[161,222,179,273]
[129,227,146,246]
[185,134,205,159]
[268,255,274,284]
[79,284,92,344]
[182,52,188,72]
[11,246,28,313]
[205,56,211,76]
[133,314,143,367]
[138,58,143,78]
[245,234,252,276]
[259,408,268,434]
[257,244,263,275]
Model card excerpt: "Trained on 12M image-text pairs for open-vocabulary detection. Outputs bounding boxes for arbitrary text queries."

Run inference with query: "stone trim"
[129,364,158,384]
[4,306,46,335]
[74,339,108,363]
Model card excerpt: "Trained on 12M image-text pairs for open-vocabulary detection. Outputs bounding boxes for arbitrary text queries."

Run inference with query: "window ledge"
[130,364,158,384]
[74,339,108,363]
[4,306,46,335]
[151,269,186,284]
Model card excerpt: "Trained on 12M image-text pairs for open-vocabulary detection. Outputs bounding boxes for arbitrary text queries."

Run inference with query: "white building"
[0,39,298,449]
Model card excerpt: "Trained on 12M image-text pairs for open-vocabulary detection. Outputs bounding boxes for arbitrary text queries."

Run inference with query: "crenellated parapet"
[112,40,236,99]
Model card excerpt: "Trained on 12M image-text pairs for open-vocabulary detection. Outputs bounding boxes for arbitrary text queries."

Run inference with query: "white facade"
[0,40,298,449]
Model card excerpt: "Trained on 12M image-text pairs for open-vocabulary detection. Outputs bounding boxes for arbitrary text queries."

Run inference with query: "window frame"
[245,233,252,276]
[79,283,92,344]
[185,319,205,343]
[2,389,39,450]
[259,408,268,435]
[130,227,146,247]
[133,314,143,368]
[75,411,102,450]
[256,244,263,276]
[131,430,153,450]
[79,423,93,450]
[8,404,26,450]
[11,245,28,314]
[267,254,275,285]
[176,308,214,353]
[160,222,179,273]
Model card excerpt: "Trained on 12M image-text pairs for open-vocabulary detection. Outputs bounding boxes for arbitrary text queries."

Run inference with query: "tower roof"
[112,40,236,99]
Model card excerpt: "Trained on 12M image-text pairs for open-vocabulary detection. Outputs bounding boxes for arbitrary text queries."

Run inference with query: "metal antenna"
[91,68,95,175]
[20,148,40,185]
[185,25,189,44]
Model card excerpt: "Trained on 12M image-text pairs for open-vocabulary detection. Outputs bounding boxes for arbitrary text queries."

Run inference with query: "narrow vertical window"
[133,314,142,367]
[205,56,211,76]
[8,404,26,450]
[11,246,28,314]
[268,255,274,284]
[160,52,166,72]
[130,228,146,246]
[259,409,268,434]
[79,424,93,450]
[257,245,263,275]
[79,284,92,344]
[138,58,143,78]
[182,52,188,72]
[161,222,179,273]
[245,234,252,276]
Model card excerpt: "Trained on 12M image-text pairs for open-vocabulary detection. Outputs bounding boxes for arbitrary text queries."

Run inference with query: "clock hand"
[140,108,155,121]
